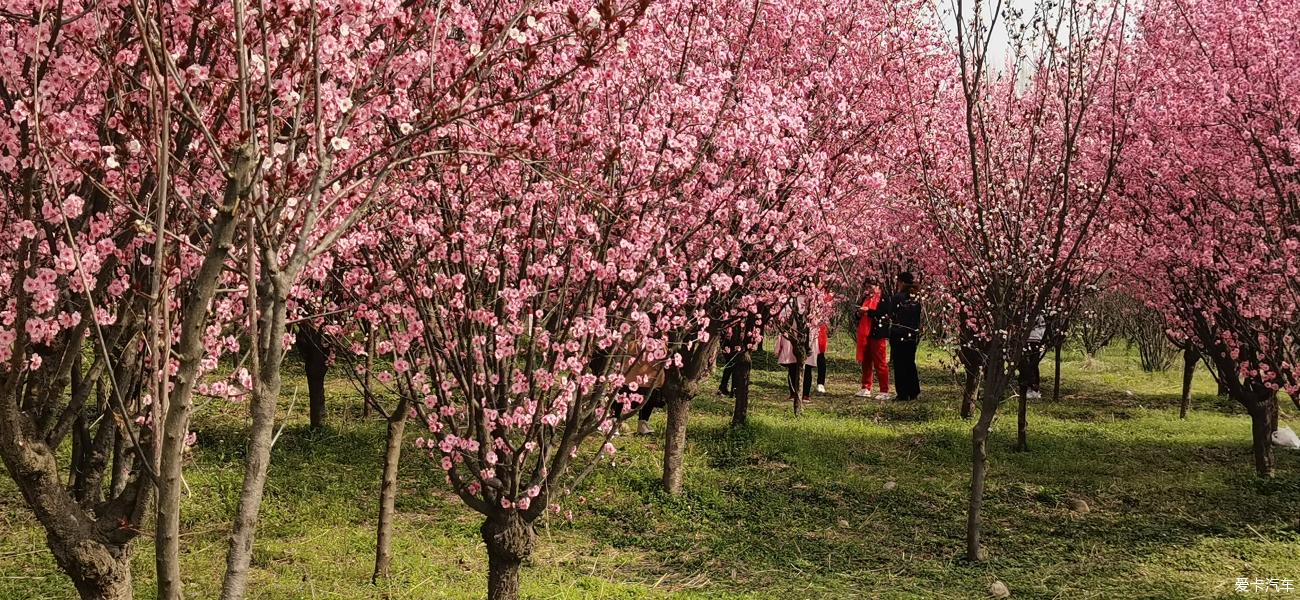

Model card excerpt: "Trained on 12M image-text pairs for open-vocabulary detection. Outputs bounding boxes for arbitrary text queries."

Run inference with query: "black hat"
[897,271,915,285]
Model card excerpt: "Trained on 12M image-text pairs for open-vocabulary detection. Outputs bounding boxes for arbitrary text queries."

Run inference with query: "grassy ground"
[3,336,1298,599]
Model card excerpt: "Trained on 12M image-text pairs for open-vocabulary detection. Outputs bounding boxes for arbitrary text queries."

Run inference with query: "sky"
[935,0,1042,71]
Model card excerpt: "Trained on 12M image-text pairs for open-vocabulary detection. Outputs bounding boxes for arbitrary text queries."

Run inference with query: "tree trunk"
[481,512,536,600]
[661,339,717,496]
[1014,390,1028,453]
[1179,348,1198,419]
[966,342,1007,562]
[1051,342,1062,403]
[296,325,329,430]
[157,153,252,600]
[791,362,804,416]
[966,415,991,562]
[372,397,408,583]
[662,387,690,495]
[729,351,752,428]
[7,471,137,600]
[220,293,287,600]
[1246,394,1277,478]
[0,408,139,600]
[53,538,135,600]
[960,365,979,420]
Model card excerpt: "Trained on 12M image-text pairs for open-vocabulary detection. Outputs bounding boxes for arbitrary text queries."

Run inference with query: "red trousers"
[861,337,889,392]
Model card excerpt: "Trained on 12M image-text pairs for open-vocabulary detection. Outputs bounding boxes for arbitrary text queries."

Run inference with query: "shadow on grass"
[164,344,1300,598]
[581,414,1300,597]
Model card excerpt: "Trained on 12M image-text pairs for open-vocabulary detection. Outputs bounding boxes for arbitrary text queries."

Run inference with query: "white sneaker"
[817,384,826,394]
[876,392,896,401]
[637,420,654,435]
[855,388,872,398]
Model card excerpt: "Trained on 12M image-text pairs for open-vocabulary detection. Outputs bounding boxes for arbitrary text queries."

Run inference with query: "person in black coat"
[870,272,924,401]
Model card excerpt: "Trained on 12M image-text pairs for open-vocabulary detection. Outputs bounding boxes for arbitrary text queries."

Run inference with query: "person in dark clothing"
[613,386,665,433]
[614,340,666,435]
[1019,314,1047,400]
[871,272,924,401]
[718,323,744,396]
[717,361,738,397]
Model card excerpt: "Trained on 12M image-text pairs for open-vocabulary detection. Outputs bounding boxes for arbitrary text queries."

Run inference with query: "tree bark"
[662,385,690,495]
[729,351,753,427]
[1246,394,1277,478]
[157,151,253,600]
[960,365,979,420]
[958,337,982,420]
[966,414,991,562]
[296,325,329,429]
[219,293,287,600]
[5,470,136,600]
[52,537,135,600]
[481,512,536,600]
[966,342,1007,562]
[1179,347,1198,419]
[1051,342,1062,403]
[1014,390,1028,453]
[0,407,139,600]
[661,339,717,495]
[372,397,408,583]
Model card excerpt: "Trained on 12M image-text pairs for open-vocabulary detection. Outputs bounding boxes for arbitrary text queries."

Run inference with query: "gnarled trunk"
[0,414,140,600]
[481,512,536,600]
[729,351,753,427]
[52,536,134,600]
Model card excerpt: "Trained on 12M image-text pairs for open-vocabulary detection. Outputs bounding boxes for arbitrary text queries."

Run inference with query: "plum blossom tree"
[896,0,1137,560]
[1074,286,1134,360]
[625,0,936,493]
[141,0,657,596]
[5,0,645,598]
[1122,0,1300,477]
[315,2,660,597]
[0,2,251,596]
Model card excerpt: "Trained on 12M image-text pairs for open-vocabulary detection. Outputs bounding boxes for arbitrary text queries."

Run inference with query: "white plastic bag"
[1272,427,1300,449]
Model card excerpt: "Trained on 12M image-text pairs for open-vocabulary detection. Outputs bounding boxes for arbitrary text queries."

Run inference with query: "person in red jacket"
[855,280,890,399]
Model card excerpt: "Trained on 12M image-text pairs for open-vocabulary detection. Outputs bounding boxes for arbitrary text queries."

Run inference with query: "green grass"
[3,337,1298,599]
